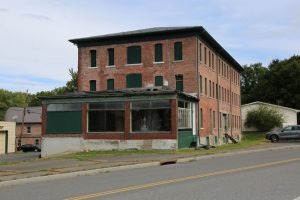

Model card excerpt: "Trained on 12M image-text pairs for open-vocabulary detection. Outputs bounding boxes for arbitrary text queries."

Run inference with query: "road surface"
[1,147,300,200]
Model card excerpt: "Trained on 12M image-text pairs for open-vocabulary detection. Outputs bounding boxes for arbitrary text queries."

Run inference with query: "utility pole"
[19,90,28,148]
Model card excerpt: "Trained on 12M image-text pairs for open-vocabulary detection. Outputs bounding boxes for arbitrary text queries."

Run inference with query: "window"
[212,53,214,70]
[208,51,211,68]
[107,79,114,90]
[199,75,202,94]
[154,43,163,62]
[27,126,31,134]
[212,82,215,98]
[126,73,142,88]
[35,139,39,146]
[216,84,218,99]
[89,80,96,91]
[204,78,207,95]
[200,108,203,128]
[174,42,182,61]
[127,46,141,64]
[155,76,163,86]
[199,43,202,61]
[131,100,171,132]
[107,48,114,66]
[175,75,183,91]
[213,111,215,128]
[210,109,212,133]
[90,50,96,67]
[204,47,207,64]
[88,102,124,132]
[209,80,212,97]
[178,101,192,129]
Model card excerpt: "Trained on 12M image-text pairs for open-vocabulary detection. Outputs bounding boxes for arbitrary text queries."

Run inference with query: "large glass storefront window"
[88,102,124,132]
[131,100,171,132]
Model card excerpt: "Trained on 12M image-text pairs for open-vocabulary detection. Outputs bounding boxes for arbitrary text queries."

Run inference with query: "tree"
[245,105,284,131]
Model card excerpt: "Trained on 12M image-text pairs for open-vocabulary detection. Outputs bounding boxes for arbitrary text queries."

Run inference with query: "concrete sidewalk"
[1,142,299,183]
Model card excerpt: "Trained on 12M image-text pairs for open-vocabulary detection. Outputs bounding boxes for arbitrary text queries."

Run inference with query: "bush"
[245,105,284,131]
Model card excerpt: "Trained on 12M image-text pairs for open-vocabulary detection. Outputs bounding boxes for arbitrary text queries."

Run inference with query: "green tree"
[245,105,284,131]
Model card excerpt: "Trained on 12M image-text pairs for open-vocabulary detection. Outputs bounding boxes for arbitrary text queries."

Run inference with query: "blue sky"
[0,0,299,93]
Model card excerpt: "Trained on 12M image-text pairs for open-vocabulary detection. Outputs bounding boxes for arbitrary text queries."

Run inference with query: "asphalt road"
[1,147,300,200]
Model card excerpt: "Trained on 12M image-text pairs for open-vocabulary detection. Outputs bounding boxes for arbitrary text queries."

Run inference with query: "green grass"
[61,132,268,161]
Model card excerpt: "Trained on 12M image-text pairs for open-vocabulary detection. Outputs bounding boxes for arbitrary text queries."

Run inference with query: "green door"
[178,129,197,149]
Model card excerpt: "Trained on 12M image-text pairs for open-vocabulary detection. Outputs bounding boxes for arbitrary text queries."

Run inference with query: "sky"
[0,0,299,94]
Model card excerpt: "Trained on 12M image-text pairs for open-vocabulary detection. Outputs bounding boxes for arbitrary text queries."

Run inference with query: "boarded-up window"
[174,42,182,61]
[88,102,124,132]
[155,76,163,86]
[155,43,163,62]
[131,100,171,132]
[175,74,183,91]
[108,48,114,66]
[46,103,82,134]
[90,50,96,67]
[127,46,141,64]
[107,79,114,90]
[89,80,96,91]
[126,73,142,88]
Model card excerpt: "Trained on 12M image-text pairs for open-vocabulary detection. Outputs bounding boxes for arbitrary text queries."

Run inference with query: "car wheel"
[270,135,279,143]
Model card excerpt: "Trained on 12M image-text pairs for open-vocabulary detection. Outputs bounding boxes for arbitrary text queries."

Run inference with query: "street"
[1,147,300,200]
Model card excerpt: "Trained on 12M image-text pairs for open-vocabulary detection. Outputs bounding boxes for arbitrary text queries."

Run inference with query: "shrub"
[245,105,284,131]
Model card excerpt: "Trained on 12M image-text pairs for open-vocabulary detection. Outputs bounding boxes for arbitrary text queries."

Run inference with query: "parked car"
[266,125,300,142]
[17,144,41,152]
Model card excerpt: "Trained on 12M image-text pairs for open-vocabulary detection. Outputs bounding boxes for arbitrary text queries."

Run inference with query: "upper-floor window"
[204,47,207,65]
[174,42,183,61]
[154,43,163,62]
[212,53,214,70]
[127,46,141,64]
[208,51,211,68]
[107,48,114,66]
[107,79,114,90]
[175,74,183,91]
[27,126,31,134]
[90,50,96,67]
[89,80,96,91]
[199,75,202,94]
[126,73,142,88]
[155,76,163,86]
[199,43,202,62]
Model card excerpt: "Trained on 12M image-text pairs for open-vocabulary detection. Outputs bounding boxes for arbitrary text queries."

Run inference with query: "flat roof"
[69,26,242,72]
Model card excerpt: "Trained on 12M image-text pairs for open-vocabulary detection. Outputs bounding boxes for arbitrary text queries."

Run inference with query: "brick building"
[5,107,42,149]
[41,26,242,156]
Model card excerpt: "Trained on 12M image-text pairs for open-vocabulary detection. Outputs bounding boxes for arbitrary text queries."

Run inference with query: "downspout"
[216,55,220,142]
[196,36,201,146]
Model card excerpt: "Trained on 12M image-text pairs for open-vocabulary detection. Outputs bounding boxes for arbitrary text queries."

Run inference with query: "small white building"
[242,101,300,132]
[0,121,16,154]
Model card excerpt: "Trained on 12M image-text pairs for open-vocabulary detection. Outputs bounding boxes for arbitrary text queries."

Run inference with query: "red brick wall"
[16,123,41,147]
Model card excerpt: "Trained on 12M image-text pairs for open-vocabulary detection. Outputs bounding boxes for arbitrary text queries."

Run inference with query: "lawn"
[62,132,268,161]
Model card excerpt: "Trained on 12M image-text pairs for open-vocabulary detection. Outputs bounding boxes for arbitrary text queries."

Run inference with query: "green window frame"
[175,74,183,91]
[108,48,114,66]
[89,80,96,91]
[199,43,202,61]
[204,47,207,64]
[127,46,141,64]
[199,75,202,94]
[174,42,182,61]
[126,73,142,88]
[107,79,114,90]
[204,78,207,95]
[155,76,163,86]
[154,43,163,62]
[90,50,96,67]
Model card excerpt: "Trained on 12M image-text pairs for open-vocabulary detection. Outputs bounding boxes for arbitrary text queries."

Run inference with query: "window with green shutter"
[175,75,183,91]
[199,75,202,94]
[89,80,96,91]
[108,48,114,66]
[174,42,182,61]
[107,79,114,90]
[155,76,163,86]
[126,73,142,88]
[127,46,141,64]
[90,50,96,67]
[154,43,163,62]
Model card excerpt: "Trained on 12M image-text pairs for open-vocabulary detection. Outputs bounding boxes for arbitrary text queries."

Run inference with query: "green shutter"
[90,80,96,91]
[90,50,96,67]
[126,73,142,88]
[155,76,163,86]
[155,44,163,62]
[127,46,141,64]
[174,42,182,61]
[108,48,114,66]
[107,79,114,90]
[175,75,183,91]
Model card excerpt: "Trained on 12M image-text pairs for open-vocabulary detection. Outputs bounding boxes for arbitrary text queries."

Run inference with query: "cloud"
[22,13,51,21]
[0,8,8,12]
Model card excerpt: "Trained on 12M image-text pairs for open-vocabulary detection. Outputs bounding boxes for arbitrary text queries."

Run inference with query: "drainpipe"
[216,56,220,142]
[196,36,201,146]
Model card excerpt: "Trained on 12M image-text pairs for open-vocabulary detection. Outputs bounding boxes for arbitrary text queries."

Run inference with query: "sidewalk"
[1,142,300,183]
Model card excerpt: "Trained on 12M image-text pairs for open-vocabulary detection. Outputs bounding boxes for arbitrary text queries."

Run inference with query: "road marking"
[65,157,300,200]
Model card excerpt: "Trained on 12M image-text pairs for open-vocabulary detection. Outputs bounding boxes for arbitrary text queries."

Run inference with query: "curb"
[1,144,300,187]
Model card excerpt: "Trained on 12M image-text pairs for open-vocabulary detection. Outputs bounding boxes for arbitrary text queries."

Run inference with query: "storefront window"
[131,100,171,132]
[88,102,124,132]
